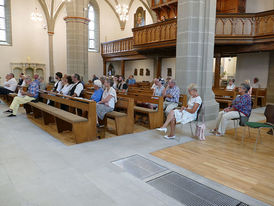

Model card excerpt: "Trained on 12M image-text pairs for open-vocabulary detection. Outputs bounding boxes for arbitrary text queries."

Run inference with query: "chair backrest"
[195,103,203,122]
[264,104,274,124]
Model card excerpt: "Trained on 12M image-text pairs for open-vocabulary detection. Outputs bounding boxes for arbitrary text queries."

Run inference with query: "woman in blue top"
[90,80,103,103]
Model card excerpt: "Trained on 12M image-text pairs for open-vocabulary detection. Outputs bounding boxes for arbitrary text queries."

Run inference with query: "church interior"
[0,0,274,205]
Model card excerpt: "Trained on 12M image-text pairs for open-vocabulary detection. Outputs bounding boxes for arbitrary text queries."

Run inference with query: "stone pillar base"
[202,99,219,121]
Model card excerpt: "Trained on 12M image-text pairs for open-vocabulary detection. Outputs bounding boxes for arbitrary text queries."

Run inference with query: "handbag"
[196,123,206,140]
[238,112,249,126]
[195,104,206,141]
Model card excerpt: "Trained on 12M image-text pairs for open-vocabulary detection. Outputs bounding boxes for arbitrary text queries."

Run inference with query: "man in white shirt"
[252,77,261,88]
[69,73,84,97]
[0,73,18,95]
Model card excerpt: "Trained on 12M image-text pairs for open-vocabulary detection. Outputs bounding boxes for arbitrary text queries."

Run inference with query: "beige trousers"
[163,101,178,116]
[10,96,35,115]
[216,111,241,135]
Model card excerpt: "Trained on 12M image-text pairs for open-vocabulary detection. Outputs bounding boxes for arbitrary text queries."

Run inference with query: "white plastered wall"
[235,52,270,88]
[0,0,49,83]
[246,0,274,12]
[125,59,154,82]
[88,0,154,79]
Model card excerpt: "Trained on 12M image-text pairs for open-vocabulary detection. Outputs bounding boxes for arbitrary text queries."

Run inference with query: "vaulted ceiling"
[37,0,156,31]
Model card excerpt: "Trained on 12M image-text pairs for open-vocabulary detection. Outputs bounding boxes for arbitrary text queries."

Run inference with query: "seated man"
[18,73,25,86]
[33,74,40,86]
[117,76,128,93]
[39,77,46,90]
[163,79,180,116]
[69,73,84,97]
[5,77,39,117]
[211,83,252,136]
[0,73,18,95]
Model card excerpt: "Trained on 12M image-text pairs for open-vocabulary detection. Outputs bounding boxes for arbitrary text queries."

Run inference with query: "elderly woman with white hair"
[96,78,117,125]
[90,79,104,103]
[157,84,202,139]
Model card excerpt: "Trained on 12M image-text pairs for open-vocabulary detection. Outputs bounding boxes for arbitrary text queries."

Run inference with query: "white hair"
[188,83,198,91]
[94,79,102,88]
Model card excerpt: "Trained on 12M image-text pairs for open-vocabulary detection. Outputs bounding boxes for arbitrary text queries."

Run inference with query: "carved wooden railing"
[132,18,177,47]
[101,37,134,55]
[215,10,274,43]
[102,10,274,55]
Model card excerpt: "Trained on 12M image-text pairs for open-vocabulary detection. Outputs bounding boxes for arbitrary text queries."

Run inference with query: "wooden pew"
[105,97,134,135]
[82,90,135,135]
[25,93,97,144]
[213,88,236,107]
[178,94,188,107]
[257,88,267,107]
[119,93,164,129]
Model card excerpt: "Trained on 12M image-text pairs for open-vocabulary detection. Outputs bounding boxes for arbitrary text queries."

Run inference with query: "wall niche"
[10,63,46,80]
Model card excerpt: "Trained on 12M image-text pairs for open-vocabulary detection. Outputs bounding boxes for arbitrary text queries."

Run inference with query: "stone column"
[214,55,221,88]
[176,0,219,120]
[103,60,107,76]
[121,60,125,77]
[65,0,89,82]
[48,31,54,78]
[155,57,162,78]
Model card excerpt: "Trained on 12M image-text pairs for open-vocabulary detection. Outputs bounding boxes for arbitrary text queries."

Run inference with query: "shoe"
[96,123,104,128]
[267,129,273,135]
[209,129,217,133]
[7,114,16,117]
[215,133,222,136]
[156,128,167,133]
[4,109,12,114]
[164,135,176,140]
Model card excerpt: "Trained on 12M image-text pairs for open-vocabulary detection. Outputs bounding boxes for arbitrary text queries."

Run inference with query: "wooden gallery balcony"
[101,10,274,60]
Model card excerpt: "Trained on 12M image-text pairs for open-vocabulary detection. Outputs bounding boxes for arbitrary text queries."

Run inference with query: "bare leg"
[162,110,175,128]
[169,118,176,137]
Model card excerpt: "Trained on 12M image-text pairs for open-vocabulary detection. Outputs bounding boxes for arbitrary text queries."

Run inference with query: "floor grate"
[112,154,168,180]
[147,172,249,206]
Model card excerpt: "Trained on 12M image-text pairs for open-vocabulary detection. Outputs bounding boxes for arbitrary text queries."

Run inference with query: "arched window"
[0,0,11,45]
[88,1,99,52]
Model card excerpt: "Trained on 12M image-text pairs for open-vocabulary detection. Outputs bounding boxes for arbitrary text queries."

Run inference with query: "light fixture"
[115,4,129,22]
[31,8,43,22]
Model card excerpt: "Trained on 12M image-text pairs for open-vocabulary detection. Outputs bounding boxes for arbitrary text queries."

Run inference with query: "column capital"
[64,16,90,24]
[48,31,55,36]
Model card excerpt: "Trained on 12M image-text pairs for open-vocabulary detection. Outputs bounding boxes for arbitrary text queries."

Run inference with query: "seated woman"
[157,84,202,139]
[60,75,73,95]
[211,83,251,136]
[96,78,117,125]
[148,79,165,109]
[226,79,235,90]
[90,79,103,103]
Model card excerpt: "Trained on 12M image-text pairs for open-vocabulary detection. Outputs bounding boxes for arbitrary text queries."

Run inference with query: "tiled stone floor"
[0,102,268,206]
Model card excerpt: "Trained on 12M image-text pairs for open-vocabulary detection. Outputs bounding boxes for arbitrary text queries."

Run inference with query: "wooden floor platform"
[152,126,274,205]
